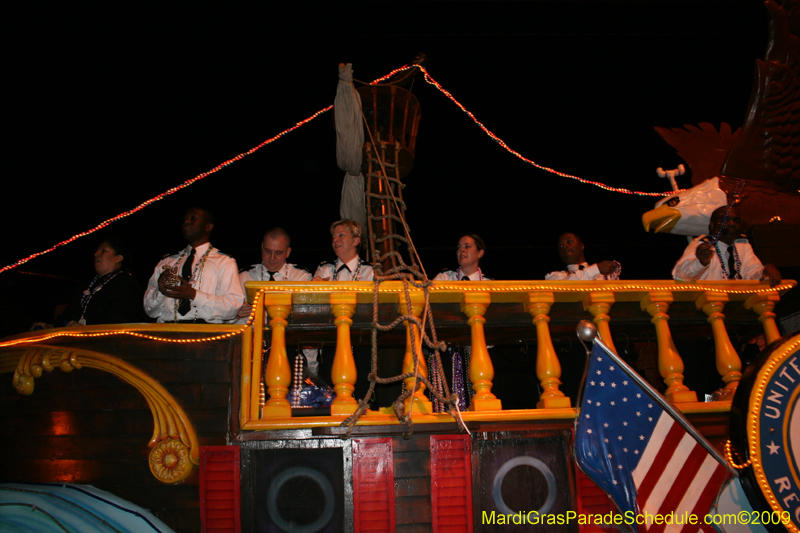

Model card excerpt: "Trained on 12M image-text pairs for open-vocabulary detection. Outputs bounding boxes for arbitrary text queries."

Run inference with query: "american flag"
[575,343,730,532]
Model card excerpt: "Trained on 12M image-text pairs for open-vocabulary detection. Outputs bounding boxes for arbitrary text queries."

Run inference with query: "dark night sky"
[4,2,771,296]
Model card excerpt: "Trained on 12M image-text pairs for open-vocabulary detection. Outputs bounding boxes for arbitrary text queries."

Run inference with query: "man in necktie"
[235,228,312,323]
[672,205,781,285]
[144,207,245,323]
[545,232,621,280]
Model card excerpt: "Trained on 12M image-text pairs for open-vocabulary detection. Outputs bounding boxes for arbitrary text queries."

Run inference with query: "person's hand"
[761,264,782,287]
[597,260,617,276]
[696,243,714,266]
[312,276,330,281]
[157,270,178,295]
[237,303,253,319]
[162,279,197,301]
[30,322,53,331]
[65,320,81,327]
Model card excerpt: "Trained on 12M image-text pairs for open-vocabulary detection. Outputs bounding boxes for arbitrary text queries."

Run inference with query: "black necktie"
[178,248,195,315]
[727,244,737,279]
[578,265,585,270]
[267,270,279,280]
[180,248,195,280]
[461,275,469,281]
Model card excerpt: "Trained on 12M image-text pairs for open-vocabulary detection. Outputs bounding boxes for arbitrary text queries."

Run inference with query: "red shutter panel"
[353,437,396,532]
[200,446,241,533]
[430,434,473,533]
[575,466,614,532]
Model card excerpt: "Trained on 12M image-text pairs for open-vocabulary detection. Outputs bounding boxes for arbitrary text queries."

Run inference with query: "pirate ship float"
[2,3,800,532]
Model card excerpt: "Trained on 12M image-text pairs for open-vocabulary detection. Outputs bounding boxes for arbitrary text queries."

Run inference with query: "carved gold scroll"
[5,345,199,484]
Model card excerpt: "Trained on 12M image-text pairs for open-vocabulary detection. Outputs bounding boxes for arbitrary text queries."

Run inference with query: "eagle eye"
[665,196,680,207]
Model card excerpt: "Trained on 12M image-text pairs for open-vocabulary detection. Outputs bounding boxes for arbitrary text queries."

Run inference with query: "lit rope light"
[0,107,333,274]
[0,290,265,348]
[376,65,676,198]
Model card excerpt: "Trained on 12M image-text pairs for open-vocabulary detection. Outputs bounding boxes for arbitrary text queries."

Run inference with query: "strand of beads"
[78,270,124,324]
[291,352,304,408]
[452,346,469,411]
[428,351,445,413]
[714,243,742,280]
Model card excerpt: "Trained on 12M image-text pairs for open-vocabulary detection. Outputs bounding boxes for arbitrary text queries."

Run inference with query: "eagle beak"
[642,205,681,233]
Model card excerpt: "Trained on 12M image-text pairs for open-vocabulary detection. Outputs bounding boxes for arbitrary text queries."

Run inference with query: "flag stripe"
[639,433,700,527]
[649,444,710,533]
[686,461,728,531]
[633,412,674,488]
[635,419,686,506]
[652,443,710,531]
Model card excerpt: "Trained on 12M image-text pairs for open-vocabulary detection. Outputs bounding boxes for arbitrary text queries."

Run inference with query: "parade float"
[1,2,799,532]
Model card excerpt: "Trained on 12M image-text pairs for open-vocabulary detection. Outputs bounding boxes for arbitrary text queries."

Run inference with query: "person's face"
[182,209,213,243]
[709,207,741,241]
[457,236,484,270]
[332,224,360,261]
[94,242,123,276]
[557,233,585,265]
[261,235,291,271]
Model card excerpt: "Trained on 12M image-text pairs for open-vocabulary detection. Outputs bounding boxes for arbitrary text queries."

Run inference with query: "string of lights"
[0,289,264,348]
[383,64,675,197]
[0,63,707,274]
[0,106,333,274]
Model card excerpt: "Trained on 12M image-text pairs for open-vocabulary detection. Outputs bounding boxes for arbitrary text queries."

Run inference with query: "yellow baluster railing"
[330,293,358,416]
[461,292,502,411]
[745,292,782,344]
[584,292,617,354]
[526,292,570,408]
[262,293,293,418]
[399,290,432,414]
[696,292,741,400]
[641,290,698,403]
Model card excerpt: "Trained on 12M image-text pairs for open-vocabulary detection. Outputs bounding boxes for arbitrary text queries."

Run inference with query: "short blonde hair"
[330,219,363,239]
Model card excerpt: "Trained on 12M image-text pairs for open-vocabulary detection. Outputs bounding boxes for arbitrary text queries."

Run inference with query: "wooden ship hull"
[1,279,796,532]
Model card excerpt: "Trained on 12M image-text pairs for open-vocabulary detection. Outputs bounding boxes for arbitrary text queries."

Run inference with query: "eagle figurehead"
[642,0,800,237]
[642,177,728,236]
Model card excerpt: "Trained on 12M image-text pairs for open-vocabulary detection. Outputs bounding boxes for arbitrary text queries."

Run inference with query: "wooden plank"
[395,477,430,498]
[394,451,431,479]
[395,495,431,525]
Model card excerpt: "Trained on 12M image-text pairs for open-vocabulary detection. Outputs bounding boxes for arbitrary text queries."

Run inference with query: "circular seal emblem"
[731,331,800,533]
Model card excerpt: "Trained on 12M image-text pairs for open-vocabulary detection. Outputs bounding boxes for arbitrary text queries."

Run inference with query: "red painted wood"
[353,438,396,533]
[200,446,241,533]
[575,466,614,532]
[430,435,473,533]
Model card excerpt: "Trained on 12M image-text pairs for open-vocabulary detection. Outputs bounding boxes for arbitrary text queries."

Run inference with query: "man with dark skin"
[545,232,620,280]
[144,207,244,323]
[672,205,781,286]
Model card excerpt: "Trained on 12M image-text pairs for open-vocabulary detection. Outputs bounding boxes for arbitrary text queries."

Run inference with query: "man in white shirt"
[545,233,620,280]
[144,207,245,323]
[672,205,781,286]
[236,228,312,321]
[313,219,374,281]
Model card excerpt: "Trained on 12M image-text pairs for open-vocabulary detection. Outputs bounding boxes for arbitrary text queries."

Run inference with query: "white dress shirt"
[144,243,245,323]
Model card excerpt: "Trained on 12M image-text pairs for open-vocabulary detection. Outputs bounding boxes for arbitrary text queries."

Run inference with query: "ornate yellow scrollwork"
[149,438,192,483]
[4,345,199,484]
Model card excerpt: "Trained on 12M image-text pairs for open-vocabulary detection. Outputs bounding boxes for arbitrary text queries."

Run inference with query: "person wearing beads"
[434,233,492,281]
[144,207,245,323]
[672,205,781,286]
[235,227,312,322]
[545,232,621,280]
[35,237,144,328]
[313,219,374,282]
